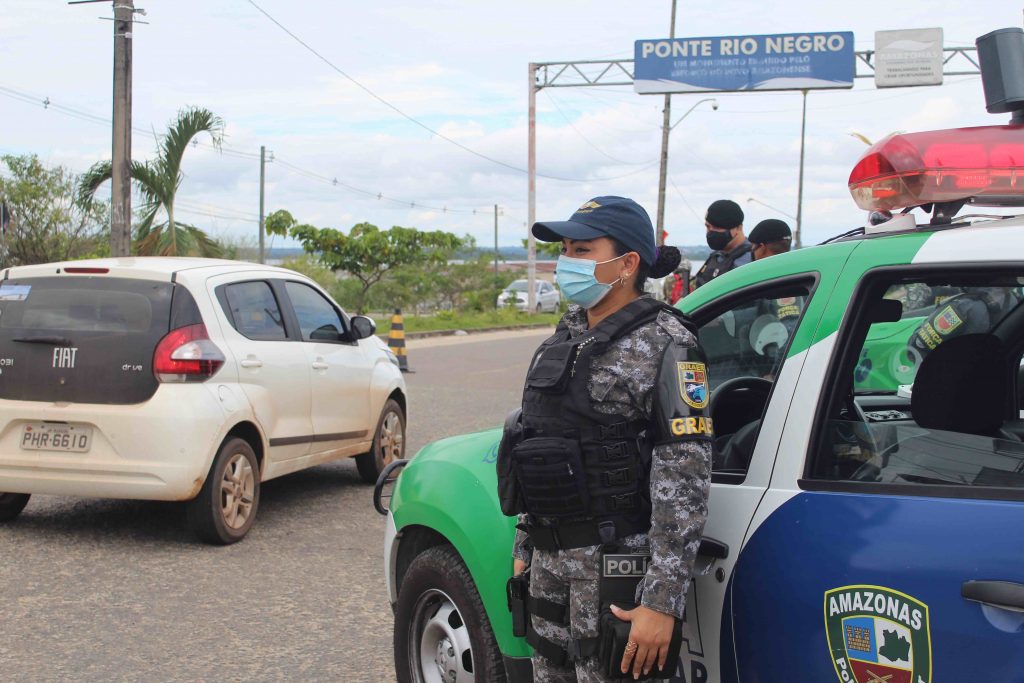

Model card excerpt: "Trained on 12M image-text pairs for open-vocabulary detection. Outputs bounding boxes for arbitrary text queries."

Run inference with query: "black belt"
[524,518,651,551]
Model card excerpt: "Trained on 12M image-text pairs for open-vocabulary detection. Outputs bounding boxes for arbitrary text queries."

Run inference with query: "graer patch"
[824,584,931,683]
[678,361,709,409]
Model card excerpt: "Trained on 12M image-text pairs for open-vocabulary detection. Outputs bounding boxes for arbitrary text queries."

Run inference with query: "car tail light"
[153,323,225,382]
[848,124,1024,211]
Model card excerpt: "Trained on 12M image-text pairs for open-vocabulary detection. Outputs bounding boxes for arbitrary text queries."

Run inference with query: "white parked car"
[0,258,407,544]
[498,279,561,313]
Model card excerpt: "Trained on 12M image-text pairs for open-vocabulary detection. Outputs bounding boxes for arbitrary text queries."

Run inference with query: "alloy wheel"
[219,452,255,529]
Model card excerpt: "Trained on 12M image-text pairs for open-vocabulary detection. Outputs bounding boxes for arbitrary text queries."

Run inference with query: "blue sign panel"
[634,32,855,94]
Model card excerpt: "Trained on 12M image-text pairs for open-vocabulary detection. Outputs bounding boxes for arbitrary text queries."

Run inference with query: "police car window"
[813,274,1024,494]
[700,282,810,477]
[223,281,286,341]
[701,286,808,388]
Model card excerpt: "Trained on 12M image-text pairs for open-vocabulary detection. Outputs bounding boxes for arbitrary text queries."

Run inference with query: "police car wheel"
[0,492,30,521]
[394,545,505,683]
[356,399,406,484]
[186,437,260,545]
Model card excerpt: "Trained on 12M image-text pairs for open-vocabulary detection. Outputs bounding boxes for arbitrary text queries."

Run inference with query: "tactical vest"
[504,297,694,551]
[694,242,752,288]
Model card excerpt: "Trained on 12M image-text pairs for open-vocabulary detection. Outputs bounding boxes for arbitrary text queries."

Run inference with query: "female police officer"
[501,196,713,681]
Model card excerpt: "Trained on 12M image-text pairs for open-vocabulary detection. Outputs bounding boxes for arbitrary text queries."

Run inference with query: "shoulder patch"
[678,361,709,409]
[655,309,695,345]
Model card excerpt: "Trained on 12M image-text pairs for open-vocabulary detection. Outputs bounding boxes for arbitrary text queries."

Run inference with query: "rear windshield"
[0,276,176,404]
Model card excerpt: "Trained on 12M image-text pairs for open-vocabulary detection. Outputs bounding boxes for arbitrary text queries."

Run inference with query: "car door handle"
[239,359,263,369]
[698,536,729,560]
[311,360,329,370]
[962,580,1024,612]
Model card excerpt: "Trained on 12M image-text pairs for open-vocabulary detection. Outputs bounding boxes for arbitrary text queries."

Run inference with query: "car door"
[728,264,1024,682]
[280,280,373,456]
[674,274,820,681]
[211,276,312,463]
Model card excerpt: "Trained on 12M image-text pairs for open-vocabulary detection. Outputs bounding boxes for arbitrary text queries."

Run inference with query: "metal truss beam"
[534,47,979,89]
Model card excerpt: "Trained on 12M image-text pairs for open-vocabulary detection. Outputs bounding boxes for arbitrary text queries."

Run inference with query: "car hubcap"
[411,589,473,683]
[219,453,255,529]
[379,412,404,466]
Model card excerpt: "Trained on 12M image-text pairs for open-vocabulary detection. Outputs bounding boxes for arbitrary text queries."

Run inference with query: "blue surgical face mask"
[555,254,625,309]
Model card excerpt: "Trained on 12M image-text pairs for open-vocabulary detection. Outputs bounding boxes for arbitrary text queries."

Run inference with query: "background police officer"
[693,199,751,288]
[508,196,713,682]
[748,218,792,261]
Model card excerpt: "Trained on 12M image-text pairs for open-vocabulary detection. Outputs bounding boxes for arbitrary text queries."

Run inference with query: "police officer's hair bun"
[649,246,682,279]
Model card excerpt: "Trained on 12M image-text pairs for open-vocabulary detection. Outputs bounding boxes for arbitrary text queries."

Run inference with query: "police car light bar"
[848,125,1024,212]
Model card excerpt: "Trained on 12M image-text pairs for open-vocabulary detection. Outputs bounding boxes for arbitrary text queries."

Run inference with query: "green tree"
[290,222,463,314]
[77,107,225,256]
[0,154,109,267]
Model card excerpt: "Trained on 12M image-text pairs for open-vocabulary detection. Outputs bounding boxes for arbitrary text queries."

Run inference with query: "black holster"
[506,571,529,638]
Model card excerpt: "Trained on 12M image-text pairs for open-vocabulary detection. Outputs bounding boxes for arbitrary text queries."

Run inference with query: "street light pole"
[111,0,135,257]
[795,89,807,249]
[527,63,538,313]
[654,0,678,246]
[656,97,718,244]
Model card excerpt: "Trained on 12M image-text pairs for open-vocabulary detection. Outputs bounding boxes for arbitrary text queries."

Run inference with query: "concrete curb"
[377,321,554,341]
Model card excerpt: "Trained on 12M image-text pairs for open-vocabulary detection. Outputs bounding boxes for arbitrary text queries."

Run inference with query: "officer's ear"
[620,251,641,281]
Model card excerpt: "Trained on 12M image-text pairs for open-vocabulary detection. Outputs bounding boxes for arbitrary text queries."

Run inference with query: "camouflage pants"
[530,550,635,683]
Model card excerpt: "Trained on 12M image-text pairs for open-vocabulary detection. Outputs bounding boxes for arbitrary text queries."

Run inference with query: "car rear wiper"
[12,335,74,345]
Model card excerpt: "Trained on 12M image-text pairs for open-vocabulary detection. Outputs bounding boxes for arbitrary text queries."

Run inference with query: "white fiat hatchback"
[0,258,407,543]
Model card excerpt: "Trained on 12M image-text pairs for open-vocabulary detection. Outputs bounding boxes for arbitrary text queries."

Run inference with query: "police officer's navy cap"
[532,196,657,266]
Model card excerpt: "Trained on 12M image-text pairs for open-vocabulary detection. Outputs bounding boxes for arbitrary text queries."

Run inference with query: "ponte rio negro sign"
[634,32,856,94]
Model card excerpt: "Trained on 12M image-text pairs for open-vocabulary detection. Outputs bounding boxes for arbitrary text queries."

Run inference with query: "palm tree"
[78,107,225,256]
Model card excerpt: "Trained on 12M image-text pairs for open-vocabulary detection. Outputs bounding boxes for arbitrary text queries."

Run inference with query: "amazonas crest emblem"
[677,362,708,409]
[825,585,931,683]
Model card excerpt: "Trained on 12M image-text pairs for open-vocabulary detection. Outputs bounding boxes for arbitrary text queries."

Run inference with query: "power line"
[273,158,501,216]
[544,90,656,166]
[243,0,663,184]
[667,174,702,223]
[0,82,511,217]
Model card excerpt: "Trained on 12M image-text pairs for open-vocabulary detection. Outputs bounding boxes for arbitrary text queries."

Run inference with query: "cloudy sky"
[1,1,1020,250]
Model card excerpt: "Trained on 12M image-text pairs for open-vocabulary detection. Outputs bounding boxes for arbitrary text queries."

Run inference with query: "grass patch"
[372,308,561,334]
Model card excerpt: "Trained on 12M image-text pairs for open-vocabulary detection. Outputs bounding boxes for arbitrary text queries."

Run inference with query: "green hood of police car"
[390,227,938,657]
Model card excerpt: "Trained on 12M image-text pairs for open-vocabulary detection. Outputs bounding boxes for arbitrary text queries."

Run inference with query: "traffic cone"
[388,308,412,373]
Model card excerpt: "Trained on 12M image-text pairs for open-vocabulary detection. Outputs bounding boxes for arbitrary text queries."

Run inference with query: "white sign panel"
[874,28,944,88]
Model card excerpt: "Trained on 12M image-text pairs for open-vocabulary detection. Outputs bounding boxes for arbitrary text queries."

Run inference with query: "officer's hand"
[610,604,676,679]
[513,558,528,576]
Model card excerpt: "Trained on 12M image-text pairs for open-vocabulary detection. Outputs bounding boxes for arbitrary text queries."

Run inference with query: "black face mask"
[706,229,732,251]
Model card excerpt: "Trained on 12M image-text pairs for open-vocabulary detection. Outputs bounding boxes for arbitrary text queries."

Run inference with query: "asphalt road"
[0,328,552,683]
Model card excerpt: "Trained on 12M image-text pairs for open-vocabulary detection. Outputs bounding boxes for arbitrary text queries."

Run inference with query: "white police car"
[377,28,1024,683]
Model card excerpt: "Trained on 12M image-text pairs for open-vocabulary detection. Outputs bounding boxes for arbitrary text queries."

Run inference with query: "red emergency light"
[848,125,1024,211]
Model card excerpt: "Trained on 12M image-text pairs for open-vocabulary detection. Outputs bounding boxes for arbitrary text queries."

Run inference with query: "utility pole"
[655,0,678,246]
[795,90,807,249]
[527,63,538,313]
[111,0,135,257]
[493,204,499,277]
[259,145,266,264]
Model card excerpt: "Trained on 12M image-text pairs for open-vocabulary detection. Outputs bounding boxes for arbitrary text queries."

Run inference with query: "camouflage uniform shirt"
[513,300,712,619]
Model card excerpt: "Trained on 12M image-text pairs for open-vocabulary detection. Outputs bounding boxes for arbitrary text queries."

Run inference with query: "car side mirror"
[350,315,376,341]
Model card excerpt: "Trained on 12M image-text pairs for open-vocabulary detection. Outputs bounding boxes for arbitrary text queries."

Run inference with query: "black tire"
[356,399,405,484]
[187,437,260,545]
[0,492,30,522]
[394,545,506,683]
